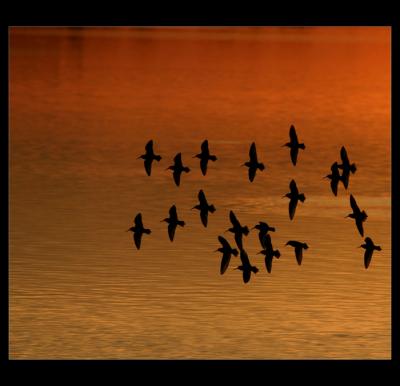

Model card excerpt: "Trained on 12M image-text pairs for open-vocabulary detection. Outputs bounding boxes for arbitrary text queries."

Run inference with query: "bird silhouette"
[283,179,306,220]
[359,237,381,269]
[215,236,239,275]
[242,142,265,182]
[226,210,249,250]
[166,153,190,187]
[257,234,280,273]
[127,213,151,250]
[192,189,216,227]
[161,205,185,241]
[193,140,217,176]
[285,240,308,266]
[252,221,276,249]
[137,140,162,176]
[338,146,357,189]
[283,125,305,166]
[324,161,341,196]
[346,194,367,237]
[235,248,259,283]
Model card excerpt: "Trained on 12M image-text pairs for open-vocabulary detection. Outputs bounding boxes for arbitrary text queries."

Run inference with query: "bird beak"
[251,226,256,230]
[136,156,141,160]
[213,249,219,252]
[165,167,170,171]
[240,163,245,167]
[281,195,286,199]
[224,229,229,234]
[191,206,196,210]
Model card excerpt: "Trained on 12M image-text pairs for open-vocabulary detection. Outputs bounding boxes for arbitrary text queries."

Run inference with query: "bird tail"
[251,266,259,274]
[243,226,250,235]
[154,155,162,161]
[209,155,217,161]
[274,250,281,259]
[299,143,305,150]
[183,167,190,173]
[232,248,239,257]
[299,194,306,202]
[350,163,357,174]
[209,205,216,213]
[178,220,185,227]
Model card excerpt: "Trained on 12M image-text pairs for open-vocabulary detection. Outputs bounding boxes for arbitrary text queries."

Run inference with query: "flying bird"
[257,234,280,273]
[235,248,259,284]
[285,240,309,266]
[242,142,265,182]
[359,237,381,269]
[324,161,341,196]
[193,140,217,176]
[226,210,249,250]
[166,153,190,187]
[283,179,306,220]
[127,213,151,250]
[252,221,276,249]
[283,125,305,166]
[338,146,357,189]
[137,140,162,176]
[192,189,216,227]
[346,194,368,237]
[215,236,239,275]
[161,205,185,242]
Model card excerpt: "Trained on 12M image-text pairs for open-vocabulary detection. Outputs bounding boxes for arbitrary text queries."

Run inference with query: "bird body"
[235,248,259,283]
[283,125,305,166]
[127,213,151,250]
[285,240,308,265]
[284,179,306,220]
[166,153,190,186]
[215,236,239,275]
[338,146,357,189]
[161,205,185,241]
[257,234,280,273]
[346,194,367,237]
[360,237,381,269]
[193,140,217,176]
[137,140,162,176]
[252,221,276,248]
[192,189,216,227]
[243,142,265,182]
[227,210,249,250]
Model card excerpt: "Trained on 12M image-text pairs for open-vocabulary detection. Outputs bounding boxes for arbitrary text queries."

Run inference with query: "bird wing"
[350,195,360,214]
[200,209,208,227]
[341,170,349,189]
[295,246,303,265]
[229,211,240,227]
[242,269,251,283]
[201,140,208,153]
[200,158,208,176]
[364,248,373,269]
[169,205,178,221]
[248,166,256,182]
[134,213,143,228]
[240,249,251,266]
[264,234,272,250]
[220,252,231,275]
[249,142,258,163]
[340,146,349,165]
[355,218,364,237]
[144,158,152,176]
[174,153,183,167]
[289,125,298,143]
[198,189,207,205]
[289,199,298,220]
[290,147,298,166]
[235,233,243,250]
[168,223,176,242]
[218,236,231,250]
[289,179,298,194]
[133,232,142,249]
[145,140,153,153]
[265,255,272,273]
[173,170,181,186]
[330,178,338,196]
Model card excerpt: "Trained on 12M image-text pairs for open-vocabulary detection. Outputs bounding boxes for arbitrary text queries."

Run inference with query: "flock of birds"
[127,125,382,283]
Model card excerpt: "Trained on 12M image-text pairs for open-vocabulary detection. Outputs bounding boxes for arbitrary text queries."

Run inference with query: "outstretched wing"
[290,147,298,166]
[173,170,181,186]
[265,255,273,273]
[330,178,338,196]
[169,205,178,220]
[289,179,298,195]
[350,194,360,214]
[218,236,231,250]
[200,158,207,176]
[168,223,176,242]
[144,158,152,176]
[133,232,142,250]
[289,125,298,143]
[248,166,256,182]
[198,190,207,206]
[264,234,272,251]
[200,209,208,227]
[355,218,364,237]
[229,210,240,228]
[249,142,258,163]
[242,269,251,283]
[145,140,153,153]
[174,153,183,167]
[340,146,349,165]
[295,246,303,265]
[289,198,298,220]
[201,140,209,153]
[220,253,231,275]
[364,248,373,269]
[134,213,143,228]
[240,249,251,267]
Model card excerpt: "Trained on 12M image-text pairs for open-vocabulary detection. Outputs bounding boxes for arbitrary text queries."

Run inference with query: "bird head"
[282,143,290,148]
[193,154,201,159]
[126,227,134,232]
[136,155,144,160]
[282,193,290,199]
[160,218,169,223]
[165,166,174,171]
[303,243,309,249]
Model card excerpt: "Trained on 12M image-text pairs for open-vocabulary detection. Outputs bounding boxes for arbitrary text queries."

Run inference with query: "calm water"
[9,27,391,359]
